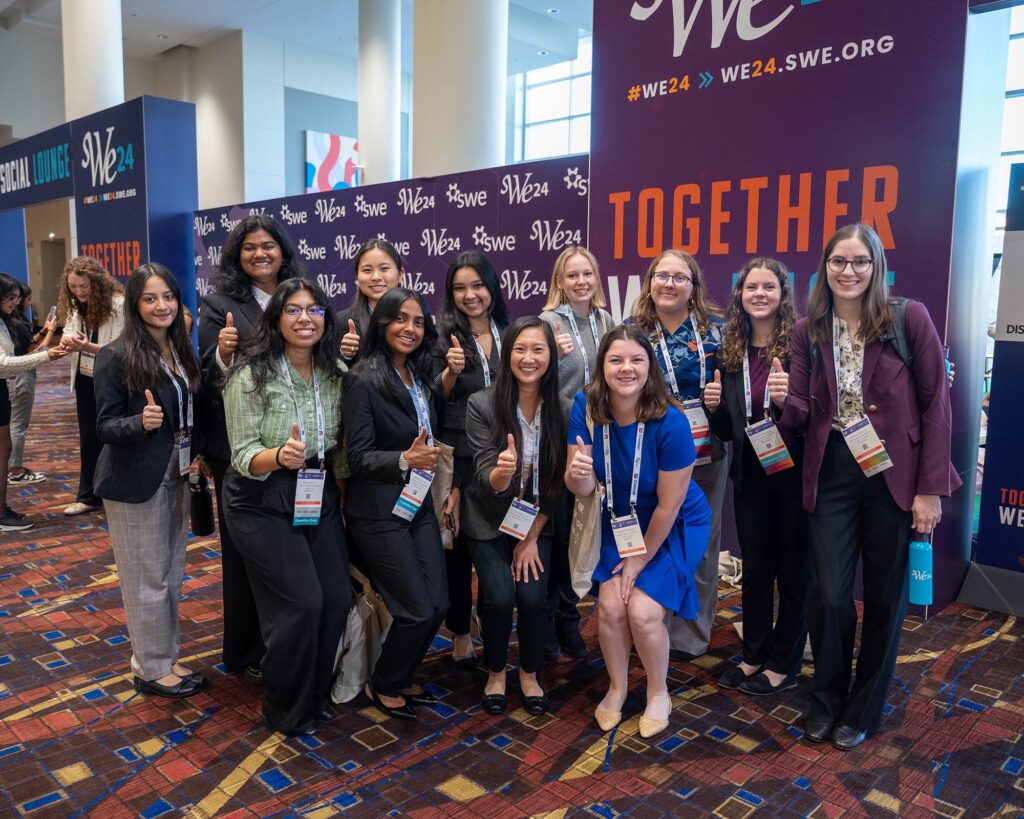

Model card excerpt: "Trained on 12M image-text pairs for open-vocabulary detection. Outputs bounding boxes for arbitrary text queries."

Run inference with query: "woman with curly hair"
[58,256,125,516]
[703,258,807,695]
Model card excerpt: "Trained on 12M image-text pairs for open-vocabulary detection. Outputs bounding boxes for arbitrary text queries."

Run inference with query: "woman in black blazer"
[197,214,304,682]
[334,238,404,364]
[95,264,205,699]
[463,317,566,715]
[344,287,450,721]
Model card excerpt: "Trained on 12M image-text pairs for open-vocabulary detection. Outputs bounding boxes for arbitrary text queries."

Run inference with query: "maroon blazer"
[780,302,961,513]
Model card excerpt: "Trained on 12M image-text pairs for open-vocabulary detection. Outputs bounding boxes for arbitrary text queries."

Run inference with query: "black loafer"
[557,625,588,659]
[739,672,797,696]
[719,664,760,690]
[481,693,507,714]
[186,671,210,690]
[405,691,439,706]
[522,694,550,716]
[831,724,867,751]
[279,720,317,737]
[133,675,201,699]
[314,704,337,722]
[804,718,835,743]
[243,664,264,685]
[366,687,417,721]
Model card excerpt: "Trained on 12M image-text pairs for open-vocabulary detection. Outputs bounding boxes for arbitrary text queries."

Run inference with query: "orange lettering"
[861,165,898,248]
[822,169,850,247]
[777,172,812,253]
[709,180,731,255]
[671,183,700,254]
[739,177,768,254]
[637,187,664,258]
[609,191,631,260]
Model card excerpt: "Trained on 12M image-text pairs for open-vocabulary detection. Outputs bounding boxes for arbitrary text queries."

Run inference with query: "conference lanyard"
[563,307,601,382]
[159,347,193,434]
[516,403,542,504]
[279,358,326,469]
[741,351,771,424]
[473,319,502,387]
[656,315,705,397]
[831,315,844,408]
[402,367,434,444]
[602,421,645,517]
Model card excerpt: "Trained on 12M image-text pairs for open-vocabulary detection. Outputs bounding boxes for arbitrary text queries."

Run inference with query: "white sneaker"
[8,469,46,484]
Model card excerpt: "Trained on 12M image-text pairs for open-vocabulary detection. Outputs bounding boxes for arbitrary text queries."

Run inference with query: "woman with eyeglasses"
[781,224,959,750]
[222,278,350,736]
[628,251,725,663]
[198,214,305,685]
[334,239,404,364]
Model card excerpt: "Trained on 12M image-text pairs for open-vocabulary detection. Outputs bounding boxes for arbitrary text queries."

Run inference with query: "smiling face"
[603,338,650,403]
[741,267,782,323]
[385,297,425,358]
[67,271,92,304]
[239,228,283,286]
[451,266,492,319]
[560,253,597,309]
[825,236,874,307]
[356,247,402,307]
[278,288,325,352]
[137,275,178,333]
[509,326,550,388]
[650,255,693,316]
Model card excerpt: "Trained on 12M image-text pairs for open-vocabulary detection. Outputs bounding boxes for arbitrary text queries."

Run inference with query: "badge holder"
[294,468,327,526]
[682,399,712,466]
[603,422,648,559]
[393,468,435,521]
[499,497,540,539]
[176,432,192,477]
[841,417,893,477]
[79,351,96,377]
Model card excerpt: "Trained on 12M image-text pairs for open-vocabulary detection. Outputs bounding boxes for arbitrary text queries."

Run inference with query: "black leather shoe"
[557,623,588,659]
[804,718,835,743]
[481,693,507,714]
[314,704,337,722]
[186,671,209,690]
[831,724,867,751]
[366,687,417,721]
[719,664,760,690]
[405,690,439,706]
[522,694,550,716]
[669,649,705,662]
[133,676,201,699]
[243,664,264,685]
[739,672,797,696]
[279,720,317,737]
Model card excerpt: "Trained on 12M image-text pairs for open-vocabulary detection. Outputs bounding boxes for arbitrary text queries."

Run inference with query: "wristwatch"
[398,452,410,472]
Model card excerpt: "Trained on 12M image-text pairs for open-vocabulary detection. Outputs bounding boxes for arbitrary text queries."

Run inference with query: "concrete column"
[413,0,508,177]
[61,0,125,120]
[359,0,402,184]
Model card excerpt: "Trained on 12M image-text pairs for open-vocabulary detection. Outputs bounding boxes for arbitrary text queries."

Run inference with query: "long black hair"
[438,250,509,366]
[350,287,438,400]
[121,264,201,396]
[0,274,31,353]
[228,277,343,392]
[489,317,566,497]
[213,215,305,301]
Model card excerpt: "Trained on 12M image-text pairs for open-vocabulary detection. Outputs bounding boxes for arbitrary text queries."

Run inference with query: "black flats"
[404,690,439,706]
[522,695,550,716]
[365,687,417,721]
[481,693,507,714]
[739,672,797,696]
[718,664,761,690]
[133,675,205,699]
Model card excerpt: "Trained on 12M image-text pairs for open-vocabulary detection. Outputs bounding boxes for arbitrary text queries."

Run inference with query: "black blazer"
[197,291,265,460]
[94,338,200,503]
[343,367,442,521]
[333,302,372,367]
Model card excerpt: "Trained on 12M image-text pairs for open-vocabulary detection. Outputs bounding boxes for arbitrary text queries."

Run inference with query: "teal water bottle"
[908,532,933,607]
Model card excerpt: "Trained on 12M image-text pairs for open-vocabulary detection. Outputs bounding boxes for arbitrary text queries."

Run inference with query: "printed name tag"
[744,419,794,475]
[177,436,191,477]
[498,498,540,540]
[841,417,894,477]
[293,469,326,526]
[682,399,712,466]
[611,513,647,558]
[79,352,96,377]
[392,468,434,521]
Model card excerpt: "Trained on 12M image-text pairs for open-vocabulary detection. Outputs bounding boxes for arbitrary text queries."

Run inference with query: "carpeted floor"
[1,365,1022,818]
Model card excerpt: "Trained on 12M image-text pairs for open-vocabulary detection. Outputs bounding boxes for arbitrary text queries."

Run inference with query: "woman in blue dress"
[566,324,710,739]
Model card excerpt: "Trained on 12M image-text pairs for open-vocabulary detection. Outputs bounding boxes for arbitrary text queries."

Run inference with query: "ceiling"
[0,0,592,72]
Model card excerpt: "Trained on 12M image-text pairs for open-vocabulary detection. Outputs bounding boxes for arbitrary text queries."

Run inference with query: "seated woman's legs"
[596,577,633,713]
[513,535,552,697]
[627,588,671,723]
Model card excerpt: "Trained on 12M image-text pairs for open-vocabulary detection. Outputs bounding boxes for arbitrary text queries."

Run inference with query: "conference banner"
[0,123,73,211]
[193,155,589,318]
[587,0,968,327]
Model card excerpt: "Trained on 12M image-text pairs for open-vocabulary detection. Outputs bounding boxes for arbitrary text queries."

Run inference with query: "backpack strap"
[887,297,913,372]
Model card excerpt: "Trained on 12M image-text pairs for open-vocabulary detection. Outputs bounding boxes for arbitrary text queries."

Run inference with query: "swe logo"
[446,182,489,209]
[297,238,326,260]
[630,0,795,58]
[354,195,388,218]
[280,203,308,225]
[397,186,435,215]
[472,226,517,253]
[564,166,588,197]
[500,172,549,205]
[315,198,346,223]
[193,215,216,237]
[421,228,460,257]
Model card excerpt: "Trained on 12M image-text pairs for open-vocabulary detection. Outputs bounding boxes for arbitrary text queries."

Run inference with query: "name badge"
[393,468,434,521]
[841,417,894,477]
[611,513,647,558]
[176,435,191,477]
[498,497,540,540]
[682,399,712,465]
[79,352,96,377]
[744,419,794,475]
[294,469,327,526]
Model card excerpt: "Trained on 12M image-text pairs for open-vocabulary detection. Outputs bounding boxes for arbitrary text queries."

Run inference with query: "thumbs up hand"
[767,357,789,408]
[568,434,594,482]
[218,311,239,361]
[703,369,722,412]
[446,334,466,376]
[491,433,518,490]
[554,320,575,359]
[277,422,308,470]
[341,318,361,359]
[142,389,164,431]
[403,427,439,471]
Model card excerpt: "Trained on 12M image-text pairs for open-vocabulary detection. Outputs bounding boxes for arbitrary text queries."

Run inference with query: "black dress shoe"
[804,718,835,743]
[279,720,318,737]
[831,724,867,751]
[738,672,797,696]
[366,687,417,721]
[186,671,210,690]
[557,624,588,659]
[718,664,760,690]
[243,664,264,685]
[481,693,507,714]
[669,649,705,662]
[522,694,550,716]
[314,704,337,722]
[133,676,201,699]
[405,691,439,706]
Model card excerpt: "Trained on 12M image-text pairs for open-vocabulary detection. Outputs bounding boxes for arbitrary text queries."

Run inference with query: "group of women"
[76,212,955,749]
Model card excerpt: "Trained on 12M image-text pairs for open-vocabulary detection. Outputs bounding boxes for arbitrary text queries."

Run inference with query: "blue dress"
[567,393,711,616]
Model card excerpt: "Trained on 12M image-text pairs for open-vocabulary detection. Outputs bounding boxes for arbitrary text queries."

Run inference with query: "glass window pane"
[1008,38,1024,92]
[569,116,591,154]
[998,154,1024,207]
[526,79,571,124]
[571,75,592,116]
[1003,97,1024,153]
[525,120,570,160]
[571,36,592,74]
[1012,8,1024,35]
[527,61,570,85]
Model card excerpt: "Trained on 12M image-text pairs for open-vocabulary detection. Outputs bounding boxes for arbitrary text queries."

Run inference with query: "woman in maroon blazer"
[781,223,960,751]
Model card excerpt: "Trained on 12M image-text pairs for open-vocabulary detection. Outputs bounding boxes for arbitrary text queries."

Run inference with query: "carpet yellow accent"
[436,774,487,802]
[864,788,900,813]
[184,733,285,818]
[52,762,91,786]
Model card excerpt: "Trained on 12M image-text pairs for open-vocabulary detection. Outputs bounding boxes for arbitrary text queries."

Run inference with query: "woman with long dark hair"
[463,317,566,714]
[198,214,305,683]
[222,277,350,736]
[781,224,959,749]
[344,287,449,721]
[432,250,510,668]
[334,238,404,363]
[94,264,206,697]
[58,256,125,516]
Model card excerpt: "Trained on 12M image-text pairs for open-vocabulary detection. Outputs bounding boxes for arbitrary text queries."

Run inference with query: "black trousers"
[223,466,350,734]
[445,530,474,635]
[348,509,448,696]
[467,533,551,674]
[546,490,581,633]
[74,375,102,505]
[209,455,265,673]
[734,442,808,676]
[806,433,912,733]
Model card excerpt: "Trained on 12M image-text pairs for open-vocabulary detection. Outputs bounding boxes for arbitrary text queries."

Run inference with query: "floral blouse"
[832,318,866,430]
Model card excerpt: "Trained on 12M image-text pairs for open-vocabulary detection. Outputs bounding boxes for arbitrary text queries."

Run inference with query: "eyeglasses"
[282,305,326,318]
[827,256,873,274]
[653,272,693,287]
[242,242,279,254]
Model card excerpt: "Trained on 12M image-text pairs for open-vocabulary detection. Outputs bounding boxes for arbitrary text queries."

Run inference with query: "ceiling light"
[547,8,559,13]
[157,34,169,39]
[537,50,548,56]
[48,232,55,239]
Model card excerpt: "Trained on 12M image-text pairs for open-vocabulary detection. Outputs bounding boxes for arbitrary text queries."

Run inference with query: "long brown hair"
[630,249,721,336]
[586,324,681,425]
[807,223,891,346]
[58,256,123,330]
[542,245,607,311]
[718,258,797,373]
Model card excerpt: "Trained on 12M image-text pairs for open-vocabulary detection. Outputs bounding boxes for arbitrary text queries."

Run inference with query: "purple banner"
[193,156,589,318]
[588,0,968,327]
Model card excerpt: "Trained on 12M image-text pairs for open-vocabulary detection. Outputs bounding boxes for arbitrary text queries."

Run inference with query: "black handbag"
[189,472,215,536]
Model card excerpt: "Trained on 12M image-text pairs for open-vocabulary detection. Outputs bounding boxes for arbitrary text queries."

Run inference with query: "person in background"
[94,263,207,698]
[198,214,305,685]
[58,256,125,517]
[704,258,808,695]
[334,239,404,364]
[432,250,510,669]
[182,305,194,337]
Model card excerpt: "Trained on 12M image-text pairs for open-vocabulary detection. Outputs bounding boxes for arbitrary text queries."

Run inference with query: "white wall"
[0,29,65,137]
[193,33,246,208]
[243,32,286,202]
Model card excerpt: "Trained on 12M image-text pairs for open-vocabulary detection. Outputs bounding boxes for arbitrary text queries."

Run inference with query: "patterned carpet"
[1,365,1022,818]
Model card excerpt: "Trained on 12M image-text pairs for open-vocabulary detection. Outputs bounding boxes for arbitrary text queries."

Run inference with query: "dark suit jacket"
[780,304,961,513]
[197,291,265,461]
[333,302,372,367]
[93,338,200,503]
[343,367,442,520]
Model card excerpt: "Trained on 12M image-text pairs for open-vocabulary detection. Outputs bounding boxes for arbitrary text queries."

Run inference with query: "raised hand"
[218,311,239,362]
[703,369,722,411]
[554,320,575,359]
[569,435,594,480]
[63,330,89,352]
[490,433,518,491]
[403,427,439,471]
[142,389,164,431]
[767,357,789,408]
[446,334,466,375]
[277,422,307,470]
[341,318,360,359]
